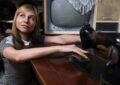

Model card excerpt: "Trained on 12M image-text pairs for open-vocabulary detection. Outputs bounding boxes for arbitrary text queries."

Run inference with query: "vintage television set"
[43,0,95,34]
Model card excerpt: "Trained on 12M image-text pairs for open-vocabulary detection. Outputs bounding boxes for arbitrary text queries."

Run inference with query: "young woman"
[0,3,88,85]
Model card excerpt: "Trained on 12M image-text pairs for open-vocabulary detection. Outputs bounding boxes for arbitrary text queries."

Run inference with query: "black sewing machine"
[70,24,120,85]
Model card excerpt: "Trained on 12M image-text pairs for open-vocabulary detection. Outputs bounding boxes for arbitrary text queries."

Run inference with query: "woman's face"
[16,10,36,34]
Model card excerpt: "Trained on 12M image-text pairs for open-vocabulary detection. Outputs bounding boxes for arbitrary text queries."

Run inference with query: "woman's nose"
[24,17,29,23]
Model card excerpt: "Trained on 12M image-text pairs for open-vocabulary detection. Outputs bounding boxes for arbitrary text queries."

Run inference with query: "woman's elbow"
[14,55,27,63]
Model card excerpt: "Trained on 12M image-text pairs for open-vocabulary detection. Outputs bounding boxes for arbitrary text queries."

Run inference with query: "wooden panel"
[93,0,120,33]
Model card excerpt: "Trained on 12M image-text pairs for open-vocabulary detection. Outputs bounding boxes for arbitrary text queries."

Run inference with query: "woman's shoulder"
[0,36,14,53]
[0,35,13,46]
[5,36,13,44]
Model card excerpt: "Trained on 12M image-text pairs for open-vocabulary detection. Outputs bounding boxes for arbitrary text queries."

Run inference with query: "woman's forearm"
[44,34,81,45]
[3,46,59,62]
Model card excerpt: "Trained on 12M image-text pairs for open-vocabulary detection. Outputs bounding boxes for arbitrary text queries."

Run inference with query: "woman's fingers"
[67,44,89,59]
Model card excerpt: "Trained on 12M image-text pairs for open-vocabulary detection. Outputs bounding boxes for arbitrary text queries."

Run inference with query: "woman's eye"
[19,14,25,17]
[29,16,35,21]
[31,17,35,21]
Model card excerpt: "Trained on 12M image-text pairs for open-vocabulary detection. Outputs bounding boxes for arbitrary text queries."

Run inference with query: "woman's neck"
[20,33,30,41]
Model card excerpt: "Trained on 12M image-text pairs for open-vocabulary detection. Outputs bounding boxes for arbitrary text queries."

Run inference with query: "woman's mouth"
[21,25,29,28]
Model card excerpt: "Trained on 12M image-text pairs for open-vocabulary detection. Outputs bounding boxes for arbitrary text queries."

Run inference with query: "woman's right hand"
[57,44,88,59]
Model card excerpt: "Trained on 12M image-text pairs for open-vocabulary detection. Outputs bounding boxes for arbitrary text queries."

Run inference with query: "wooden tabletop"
[31,56,100,85]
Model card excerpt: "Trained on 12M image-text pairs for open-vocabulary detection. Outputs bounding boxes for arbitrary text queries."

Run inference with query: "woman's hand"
[57,44,88,59]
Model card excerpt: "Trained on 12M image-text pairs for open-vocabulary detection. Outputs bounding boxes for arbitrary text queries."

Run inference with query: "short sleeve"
[0,38,13,56]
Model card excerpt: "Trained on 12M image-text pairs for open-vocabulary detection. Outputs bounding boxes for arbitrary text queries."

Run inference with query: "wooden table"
[31,56,100,85]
